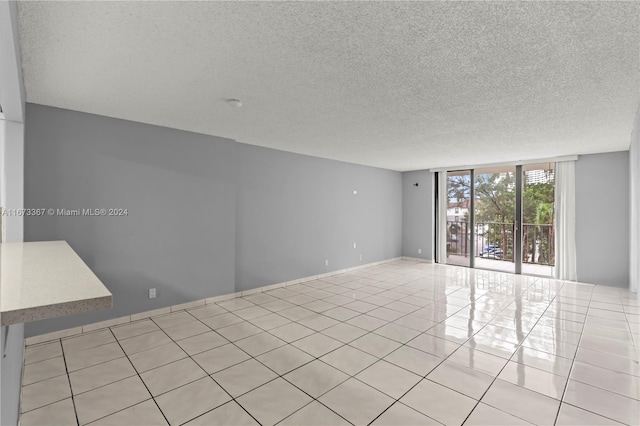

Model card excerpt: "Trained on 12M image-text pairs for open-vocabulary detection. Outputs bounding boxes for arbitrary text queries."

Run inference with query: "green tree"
[523,181,554,223]
[474,173,516,259]
[447,175,470,204]
[522,181,554,264]
[447,171,555,264]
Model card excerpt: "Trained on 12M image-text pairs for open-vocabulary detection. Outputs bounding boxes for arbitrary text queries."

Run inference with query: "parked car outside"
[480,245,503,259]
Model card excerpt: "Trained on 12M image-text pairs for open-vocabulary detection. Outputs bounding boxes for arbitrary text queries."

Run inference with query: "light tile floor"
[20,261,640,425]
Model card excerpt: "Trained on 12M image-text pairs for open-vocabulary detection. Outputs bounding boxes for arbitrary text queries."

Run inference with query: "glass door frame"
[441,169,476,268]
[514,164,523,274]
[469,169,476,269]
[440,165,525,274]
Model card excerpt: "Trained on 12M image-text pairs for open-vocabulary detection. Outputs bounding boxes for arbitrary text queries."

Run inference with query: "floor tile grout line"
[80,392,160,423]
[182,399,263,426]
[553,286,593,424]
[559,400,631,425]
[361,355,449,426]
[621,296,640,356]
[55,339,121,371]
[60,338,82,426]
[41,339,80,425]
[499,282,577,414]
[67,360,138,398]
[16,263,526,349]
[552,293,640,425]
[245,371,352,426]
[184,325,346,425]
[279,330,439,425]
[317,275,519,347]
[130,306,294,379]
[19,356,69,388]
[110,322,165,341]
[88,318,221,424]
[20,359,131,411]
[367,276,547,425]
[212,327,356,425]
[561,366,640,402]
[101,326,172,426]
[197,366,265,426]
[553,287,593,423]
[61,320,180,376]
[138,300,331,425]
[18,338,82,424]
[66,380,155,423]
[364,287,513,425]
[274,398,355,426]
[21,281,365,416]
[368,400,445,426]
[457,276,564,426]
[20,262,638,425]
[69,351,232,425]
[193,272,460,425]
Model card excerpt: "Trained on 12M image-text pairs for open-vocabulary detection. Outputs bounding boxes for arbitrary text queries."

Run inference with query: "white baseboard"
[401,256,433,263]
[25,257,402,346]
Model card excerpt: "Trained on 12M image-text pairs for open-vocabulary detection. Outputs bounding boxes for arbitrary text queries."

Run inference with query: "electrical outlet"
[418,248,422,254]
[353,242,357,249]
[359,254,363,261]
[325,259,329,266]
[148,288,157,299]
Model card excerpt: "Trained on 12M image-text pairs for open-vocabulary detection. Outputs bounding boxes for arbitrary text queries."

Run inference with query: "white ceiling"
[17,1,640,172]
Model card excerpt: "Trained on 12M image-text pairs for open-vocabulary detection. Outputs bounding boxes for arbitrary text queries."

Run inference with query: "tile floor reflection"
[20,261,640,425]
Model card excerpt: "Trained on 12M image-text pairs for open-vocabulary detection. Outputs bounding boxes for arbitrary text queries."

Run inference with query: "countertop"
[1,241,112,326]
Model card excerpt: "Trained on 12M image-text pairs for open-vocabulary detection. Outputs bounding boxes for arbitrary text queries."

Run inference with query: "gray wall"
[401,153,631,288]
[23,104,402,337]
[401,170,434,260]
[236,143,401,291]
[575,151,630,288]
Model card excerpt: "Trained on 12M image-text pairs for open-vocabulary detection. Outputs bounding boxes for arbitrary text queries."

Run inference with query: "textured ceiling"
[17,1,640,171]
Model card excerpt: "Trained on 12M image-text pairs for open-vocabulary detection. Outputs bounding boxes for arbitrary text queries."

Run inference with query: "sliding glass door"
[446,170,472,267]
[521,163,555,276]
[441,163,555,276]
[474,166,517,274]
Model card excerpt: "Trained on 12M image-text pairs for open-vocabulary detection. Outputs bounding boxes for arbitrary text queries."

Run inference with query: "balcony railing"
[447,221,554,266]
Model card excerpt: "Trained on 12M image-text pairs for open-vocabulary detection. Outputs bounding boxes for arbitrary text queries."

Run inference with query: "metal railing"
[522,223,554,265]
[446,221,554,266]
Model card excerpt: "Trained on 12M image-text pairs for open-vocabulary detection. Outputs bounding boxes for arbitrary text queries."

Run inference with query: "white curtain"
[554,161,577,281]
[436,171,448,264]
[630,108,639,296]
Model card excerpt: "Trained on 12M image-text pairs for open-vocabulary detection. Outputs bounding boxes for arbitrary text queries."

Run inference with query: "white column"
[2,119,23,242]
[630,107,639,297]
